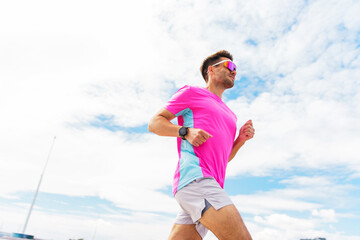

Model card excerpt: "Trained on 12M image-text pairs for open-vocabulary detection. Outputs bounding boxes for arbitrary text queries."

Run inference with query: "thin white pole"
[22,136,57,234]
[91,223,98,240]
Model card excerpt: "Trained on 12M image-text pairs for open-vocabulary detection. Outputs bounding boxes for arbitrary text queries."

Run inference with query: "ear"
[207,65,213,74]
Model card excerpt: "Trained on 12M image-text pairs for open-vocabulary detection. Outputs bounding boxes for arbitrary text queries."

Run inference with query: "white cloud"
[233,193,320,215]
[254,213,317,232]
[250,213,336,240]
[250,212,360,240]
[312,209,337,223]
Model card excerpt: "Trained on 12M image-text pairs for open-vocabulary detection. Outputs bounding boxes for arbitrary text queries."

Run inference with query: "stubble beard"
[223,78,234,89]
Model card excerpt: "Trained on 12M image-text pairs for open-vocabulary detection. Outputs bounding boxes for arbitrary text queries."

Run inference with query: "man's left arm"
[228,120,255,162]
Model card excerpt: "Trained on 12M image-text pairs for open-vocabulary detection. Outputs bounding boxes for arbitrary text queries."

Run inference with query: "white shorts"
[174,177,233,238]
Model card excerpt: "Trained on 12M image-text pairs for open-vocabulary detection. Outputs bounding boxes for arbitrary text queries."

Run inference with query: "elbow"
[148,117,156,134]
[148,123,154,133]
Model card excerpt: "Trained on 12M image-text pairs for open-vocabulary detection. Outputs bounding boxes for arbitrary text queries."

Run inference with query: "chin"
[224,80,234,89]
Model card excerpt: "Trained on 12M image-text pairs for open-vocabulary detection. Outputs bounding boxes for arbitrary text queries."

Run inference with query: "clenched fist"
[185,128,213,147]
[238,120,255,142]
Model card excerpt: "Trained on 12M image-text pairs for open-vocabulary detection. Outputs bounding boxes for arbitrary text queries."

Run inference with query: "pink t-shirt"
[164,85,237,196]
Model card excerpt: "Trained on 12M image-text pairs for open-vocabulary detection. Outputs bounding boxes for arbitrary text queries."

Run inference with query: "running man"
[148,50,254,240]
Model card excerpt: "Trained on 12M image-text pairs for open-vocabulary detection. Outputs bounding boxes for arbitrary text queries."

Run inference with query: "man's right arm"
[148,108,212,147]
[148,108,180,137]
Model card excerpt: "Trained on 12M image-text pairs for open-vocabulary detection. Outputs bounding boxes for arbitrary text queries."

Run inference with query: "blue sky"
[1,0,360,239]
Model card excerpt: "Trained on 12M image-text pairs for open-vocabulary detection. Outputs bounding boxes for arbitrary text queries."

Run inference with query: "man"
[148,50,254,240]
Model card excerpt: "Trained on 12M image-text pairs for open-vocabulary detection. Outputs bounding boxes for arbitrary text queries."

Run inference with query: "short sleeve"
[164,85,193,116]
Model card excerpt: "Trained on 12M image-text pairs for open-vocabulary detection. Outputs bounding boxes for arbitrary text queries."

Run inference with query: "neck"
[206,82,225,98]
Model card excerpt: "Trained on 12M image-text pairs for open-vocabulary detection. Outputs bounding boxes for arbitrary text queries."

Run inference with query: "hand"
[239,120,255,142]
[185,128,213,147]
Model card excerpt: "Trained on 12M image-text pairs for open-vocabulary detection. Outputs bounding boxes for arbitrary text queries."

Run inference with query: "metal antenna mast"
[22,136,57,234]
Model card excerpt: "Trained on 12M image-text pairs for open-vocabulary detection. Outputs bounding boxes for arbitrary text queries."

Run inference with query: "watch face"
[180,127,187,136]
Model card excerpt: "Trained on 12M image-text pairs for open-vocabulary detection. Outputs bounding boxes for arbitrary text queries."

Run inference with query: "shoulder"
[176,85,207,94]
[173,85,197,95]
[176,85,192,93]
[170,85,209,101]
[178,84,201,91]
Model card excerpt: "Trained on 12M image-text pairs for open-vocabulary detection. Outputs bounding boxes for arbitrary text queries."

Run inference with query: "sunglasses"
[211,59,237,72]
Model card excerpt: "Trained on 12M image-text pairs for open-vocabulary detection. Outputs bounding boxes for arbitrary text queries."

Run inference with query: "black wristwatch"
[179,126,189,140]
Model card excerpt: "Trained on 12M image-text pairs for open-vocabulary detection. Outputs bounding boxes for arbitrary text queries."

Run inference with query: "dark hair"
[200,50,233,82]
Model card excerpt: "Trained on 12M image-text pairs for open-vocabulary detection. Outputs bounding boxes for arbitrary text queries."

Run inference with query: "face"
[209,57,237,89]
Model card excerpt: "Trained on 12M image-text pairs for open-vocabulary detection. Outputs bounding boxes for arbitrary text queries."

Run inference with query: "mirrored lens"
[225,61,236,71]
